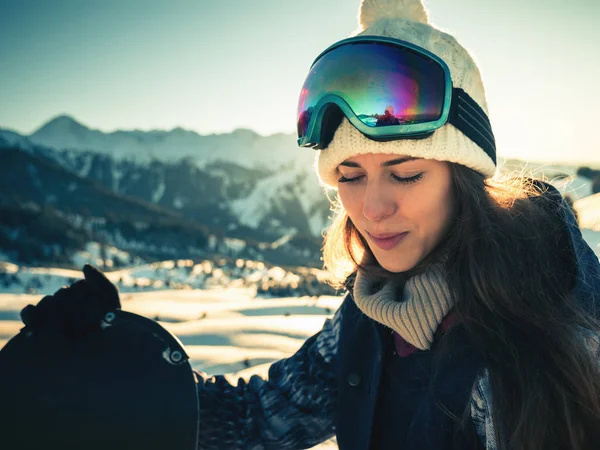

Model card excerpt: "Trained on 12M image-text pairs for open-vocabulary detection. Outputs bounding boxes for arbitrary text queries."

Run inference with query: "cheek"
[424,192,454,238]
[338,187,362,219]
[412,189,453,237]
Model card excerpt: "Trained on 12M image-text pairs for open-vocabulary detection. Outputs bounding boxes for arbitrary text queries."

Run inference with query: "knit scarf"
[352,264,454,350]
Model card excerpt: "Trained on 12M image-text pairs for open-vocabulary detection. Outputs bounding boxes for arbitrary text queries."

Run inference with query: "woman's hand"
[20,264,121,338]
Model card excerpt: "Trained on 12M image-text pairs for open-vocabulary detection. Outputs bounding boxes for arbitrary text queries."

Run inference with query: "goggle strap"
[450,88,497,165]
[456,90,492,128]
[456,105,496,154]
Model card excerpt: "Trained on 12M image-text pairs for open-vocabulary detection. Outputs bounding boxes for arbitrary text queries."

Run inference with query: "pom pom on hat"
[359,0,430,30]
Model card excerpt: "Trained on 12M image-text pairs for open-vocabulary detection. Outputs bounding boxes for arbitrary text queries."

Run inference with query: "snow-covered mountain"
[22,114,335,242]
[574,193,600,231]
[0,138,329,269]
[29,115,314,168]
[1,125,332,242]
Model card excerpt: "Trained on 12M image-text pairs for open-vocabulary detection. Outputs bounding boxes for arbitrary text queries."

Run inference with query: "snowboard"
[0,310,199,450]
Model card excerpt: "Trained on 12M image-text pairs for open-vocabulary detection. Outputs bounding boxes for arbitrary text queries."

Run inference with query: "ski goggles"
[296,36,496,163]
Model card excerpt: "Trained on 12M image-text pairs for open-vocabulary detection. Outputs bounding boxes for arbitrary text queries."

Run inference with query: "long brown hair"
[323,163,600,449]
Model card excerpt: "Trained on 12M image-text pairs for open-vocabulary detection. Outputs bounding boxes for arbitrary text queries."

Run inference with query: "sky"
[1,0,599,165]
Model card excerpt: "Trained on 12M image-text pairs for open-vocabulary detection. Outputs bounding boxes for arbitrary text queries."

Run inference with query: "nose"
[362,180,397,222]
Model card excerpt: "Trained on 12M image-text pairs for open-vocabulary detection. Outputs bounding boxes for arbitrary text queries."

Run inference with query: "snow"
[221,237,246,254]
[551,175,593,201]
[173,195,186,209]
[20,117,331,238]
[309,209,329,238]
[0,281,335,364]
[78,153,94,177]
[582,229,600,257]
[574,193,600,231]
[0,129,34,152]
[573,193,600,256]
[71,242,135,269]
[498,159,594,201]
[269,233,294,249]
[230,169,295,228]
[229,165,327,236]
[112,164,125,192]
[151,178,166,203]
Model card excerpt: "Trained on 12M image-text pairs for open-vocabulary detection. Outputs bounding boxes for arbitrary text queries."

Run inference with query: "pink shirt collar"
[393,312,457,357]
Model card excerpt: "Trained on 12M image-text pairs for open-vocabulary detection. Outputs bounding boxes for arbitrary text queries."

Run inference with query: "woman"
[20,0,600,449]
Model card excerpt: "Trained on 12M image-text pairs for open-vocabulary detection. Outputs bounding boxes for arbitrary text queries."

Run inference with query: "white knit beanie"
[315,0,497,188]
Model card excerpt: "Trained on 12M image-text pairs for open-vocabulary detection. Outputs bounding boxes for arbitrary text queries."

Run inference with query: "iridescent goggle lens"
[297,40,447,139]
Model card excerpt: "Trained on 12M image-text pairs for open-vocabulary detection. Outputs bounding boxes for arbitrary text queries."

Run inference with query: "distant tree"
[593,175,600,195]
[577,166,600,182]
[100,244,108,268]
[577,166,594,179]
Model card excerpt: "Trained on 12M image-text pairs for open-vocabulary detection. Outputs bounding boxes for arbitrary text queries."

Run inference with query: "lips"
[366,231,409,251]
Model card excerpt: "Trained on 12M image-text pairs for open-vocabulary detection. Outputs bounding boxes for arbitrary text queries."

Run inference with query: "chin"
[375,255,418,274]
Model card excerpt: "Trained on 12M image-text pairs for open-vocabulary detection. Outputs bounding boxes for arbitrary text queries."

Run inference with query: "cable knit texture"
[359,0,430,28]
[352,264,453,350]
[315,0,496,187]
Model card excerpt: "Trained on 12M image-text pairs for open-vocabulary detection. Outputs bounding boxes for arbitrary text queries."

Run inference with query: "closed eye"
[338,173,424,184]
[338,175,363,183]
[391,173,423,184]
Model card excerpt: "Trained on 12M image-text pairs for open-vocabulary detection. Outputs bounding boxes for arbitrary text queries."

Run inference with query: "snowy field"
[0,283,342,449]
[0,288,344,375]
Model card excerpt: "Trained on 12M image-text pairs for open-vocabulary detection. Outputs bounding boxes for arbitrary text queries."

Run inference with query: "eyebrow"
[338,156,418,168]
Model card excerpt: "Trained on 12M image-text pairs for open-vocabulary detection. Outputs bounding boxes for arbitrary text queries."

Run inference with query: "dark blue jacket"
[334,292,485,450]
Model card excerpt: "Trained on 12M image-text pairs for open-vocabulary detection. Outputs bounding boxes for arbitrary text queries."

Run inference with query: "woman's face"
[337,153,454,273]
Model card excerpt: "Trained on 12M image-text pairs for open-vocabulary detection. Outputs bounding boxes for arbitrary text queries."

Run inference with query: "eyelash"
[338,173,424,184]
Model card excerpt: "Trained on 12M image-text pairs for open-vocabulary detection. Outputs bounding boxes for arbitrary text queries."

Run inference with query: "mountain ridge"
[27,115,310,169]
